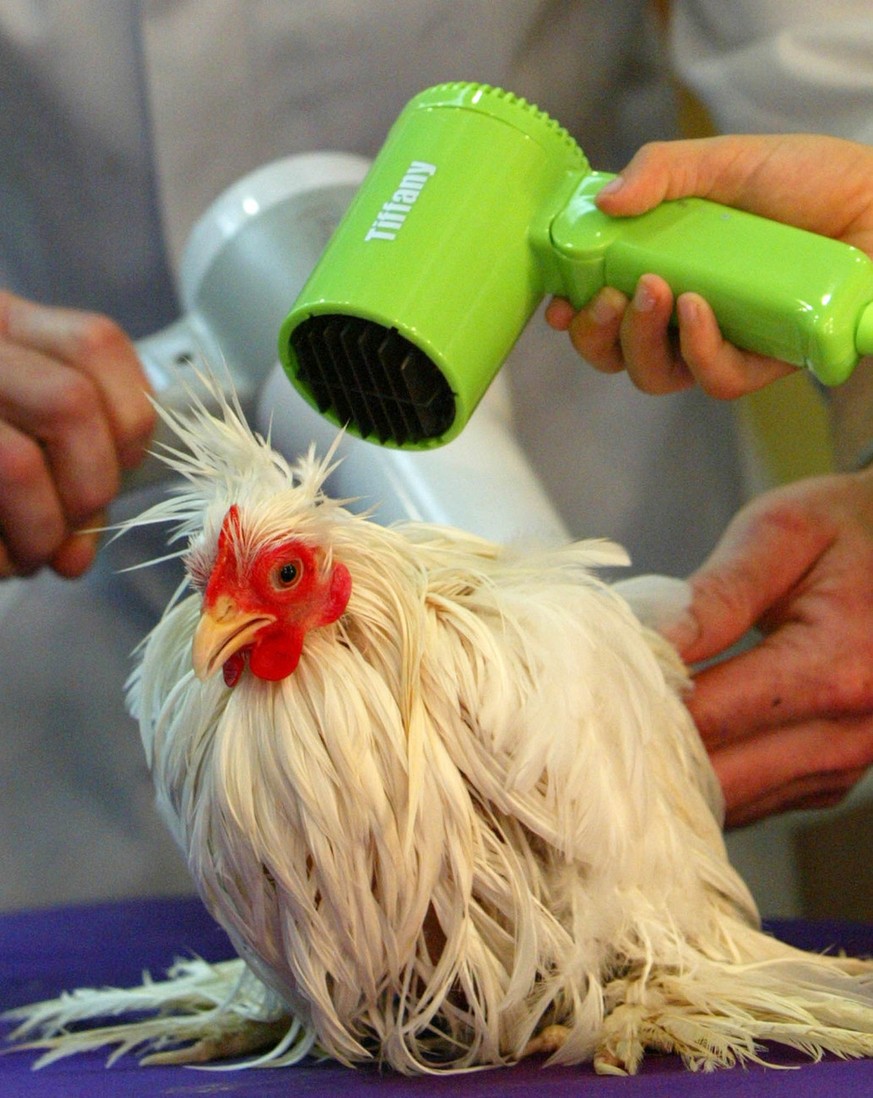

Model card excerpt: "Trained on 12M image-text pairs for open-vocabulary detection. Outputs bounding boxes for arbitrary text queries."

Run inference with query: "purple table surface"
[1,896,872,1097]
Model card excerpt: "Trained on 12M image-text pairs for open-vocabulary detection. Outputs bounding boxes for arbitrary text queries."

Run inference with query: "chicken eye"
[273,560,302,589]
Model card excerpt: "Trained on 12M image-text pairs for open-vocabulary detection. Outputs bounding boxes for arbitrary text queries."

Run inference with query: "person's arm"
[0,291,155,578]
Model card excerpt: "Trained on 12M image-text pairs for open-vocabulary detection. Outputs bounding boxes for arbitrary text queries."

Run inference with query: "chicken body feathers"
[10,378,873,1074]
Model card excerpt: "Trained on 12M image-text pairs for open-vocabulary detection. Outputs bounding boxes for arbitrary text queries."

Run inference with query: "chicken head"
[191,505,351,686]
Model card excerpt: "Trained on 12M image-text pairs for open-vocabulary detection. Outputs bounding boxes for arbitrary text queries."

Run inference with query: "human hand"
[663,467,873,828]
[0,291,156,578]
[545,134,873,398]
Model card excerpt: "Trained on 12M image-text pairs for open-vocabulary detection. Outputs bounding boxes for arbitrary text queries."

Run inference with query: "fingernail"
[545,297,575,330]
[659,608,701,655]
[633,279,656,313]
[598,175,625,197]
[677,293,699,325]
[591,291,619,326]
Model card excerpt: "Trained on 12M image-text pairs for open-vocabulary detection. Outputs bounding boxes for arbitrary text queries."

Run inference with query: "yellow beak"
[192,594,276,680]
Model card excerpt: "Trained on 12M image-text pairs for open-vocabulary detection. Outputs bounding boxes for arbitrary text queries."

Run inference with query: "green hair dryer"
[279,81,873,449]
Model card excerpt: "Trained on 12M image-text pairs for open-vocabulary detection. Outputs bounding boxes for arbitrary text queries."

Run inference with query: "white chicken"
[9,379,873,1076]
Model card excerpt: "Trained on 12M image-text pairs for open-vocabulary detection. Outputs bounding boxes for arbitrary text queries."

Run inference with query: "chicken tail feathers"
[2,956,317,1069]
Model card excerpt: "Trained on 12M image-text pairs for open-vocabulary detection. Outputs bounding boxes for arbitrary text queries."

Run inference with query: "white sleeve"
[671,1,873,141]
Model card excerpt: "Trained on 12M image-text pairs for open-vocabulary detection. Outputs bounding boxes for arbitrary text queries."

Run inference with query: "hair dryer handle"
[547,172,873,386]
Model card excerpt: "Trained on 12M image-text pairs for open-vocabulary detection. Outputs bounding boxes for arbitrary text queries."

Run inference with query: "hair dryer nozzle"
[289,315,455,446]
[279,82,587,449]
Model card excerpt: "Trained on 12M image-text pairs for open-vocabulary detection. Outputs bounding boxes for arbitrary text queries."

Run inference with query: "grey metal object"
[130,152,371,486]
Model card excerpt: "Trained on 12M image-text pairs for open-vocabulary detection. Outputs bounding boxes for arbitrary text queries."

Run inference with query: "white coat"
[0,0,871,910]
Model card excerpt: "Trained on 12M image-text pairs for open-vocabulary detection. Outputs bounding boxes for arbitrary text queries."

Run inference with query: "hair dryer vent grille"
[290,315,455,446]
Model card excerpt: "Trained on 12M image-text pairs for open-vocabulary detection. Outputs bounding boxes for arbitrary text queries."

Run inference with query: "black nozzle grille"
[289,316,455,447]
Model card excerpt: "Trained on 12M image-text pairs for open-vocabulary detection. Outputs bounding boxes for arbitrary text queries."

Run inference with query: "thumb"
[677,504,829,664]
[594,137,742,218]
[595,134,873,247]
